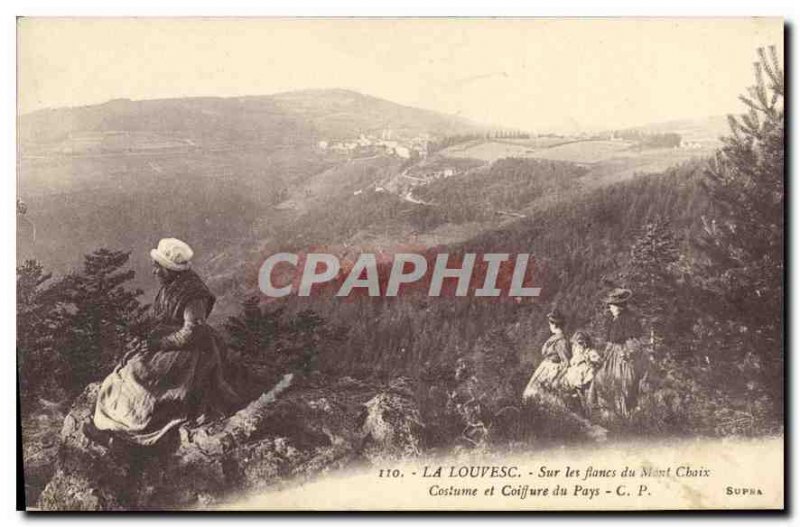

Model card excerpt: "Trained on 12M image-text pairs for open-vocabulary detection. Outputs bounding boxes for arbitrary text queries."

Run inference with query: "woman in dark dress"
[590,288,645,419]
[91,238,241,446]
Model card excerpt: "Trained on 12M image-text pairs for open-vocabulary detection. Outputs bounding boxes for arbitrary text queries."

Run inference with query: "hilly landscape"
[18,78,783,510]
[17,89,721,319]
[18,90,487,310]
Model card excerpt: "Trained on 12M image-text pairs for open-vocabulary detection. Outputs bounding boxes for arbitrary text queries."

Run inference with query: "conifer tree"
[224,296,280,358]
[225,298,342,375]
[695,46,783,386]
[17,260,61,403]
[53,249,147,391]
[622,219,681,353]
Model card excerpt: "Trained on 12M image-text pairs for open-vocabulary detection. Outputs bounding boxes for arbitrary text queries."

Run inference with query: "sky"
[18,17,783,132]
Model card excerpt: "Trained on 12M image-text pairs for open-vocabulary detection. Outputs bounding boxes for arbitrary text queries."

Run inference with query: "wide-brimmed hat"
[546,308,566,326]
[604,288,633,305]
[150,238,193,272]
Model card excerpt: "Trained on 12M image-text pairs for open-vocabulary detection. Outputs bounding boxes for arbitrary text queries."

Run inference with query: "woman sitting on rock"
[86,238,241,447]
[522,309,571,401]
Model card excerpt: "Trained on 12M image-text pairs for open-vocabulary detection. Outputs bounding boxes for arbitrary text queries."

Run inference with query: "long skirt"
[590,344,640,418]
[563,361,596,390]
[93,325,240,446]
[522,359,565,400]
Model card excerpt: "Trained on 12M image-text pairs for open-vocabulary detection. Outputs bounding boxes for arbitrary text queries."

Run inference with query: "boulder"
[360,378,424,462]
[20,400,66,507]
[37,383,135,510]
[38,383,146,511]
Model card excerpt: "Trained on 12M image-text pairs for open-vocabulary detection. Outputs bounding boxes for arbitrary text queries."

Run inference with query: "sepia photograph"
[16,17,784,511]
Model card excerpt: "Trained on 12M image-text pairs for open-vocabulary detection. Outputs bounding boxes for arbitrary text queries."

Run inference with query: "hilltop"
[19,89,484,159]
[268,88,487,140]
[17,90,484,303]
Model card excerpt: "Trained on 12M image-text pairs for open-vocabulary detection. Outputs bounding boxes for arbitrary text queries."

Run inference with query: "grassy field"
[441,138,634,162]
[525,139,635,162]
[583,148,716,187]
[442,139,542,161]
[441,138,716,187]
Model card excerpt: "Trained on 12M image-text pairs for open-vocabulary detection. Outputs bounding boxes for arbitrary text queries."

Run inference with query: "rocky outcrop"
[37,384,131,510]
[36,374,424,510]
[31,346,608,510]
[360,378,424,462]
[21,402,66,507]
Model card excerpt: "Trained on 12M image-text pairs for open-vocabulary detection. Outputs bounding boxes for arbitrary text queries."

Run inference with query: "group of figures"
[522,288,648,420]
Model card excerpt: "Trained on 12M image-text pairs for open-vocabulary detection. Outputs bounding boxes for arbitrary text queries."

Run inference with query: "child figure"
[562,331,602,413]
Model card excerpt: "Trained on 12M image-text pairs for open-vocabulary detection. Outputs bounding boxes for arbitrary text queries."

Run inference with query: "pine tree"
[622,219,681,353]
[695,46,784,377]
[224,296,280,358]
[225,299,345,376]
[17,260,62,403]
[289,309,328,373]
[53,249,147,391]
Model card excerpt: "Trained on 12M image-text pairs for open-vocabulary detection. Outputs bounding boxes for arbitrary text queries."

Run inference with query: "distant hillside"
[617,115,730,145]
[268,89,487,140]
[20,97,312,153]
[17,90,483,304]
[19,89,484,155]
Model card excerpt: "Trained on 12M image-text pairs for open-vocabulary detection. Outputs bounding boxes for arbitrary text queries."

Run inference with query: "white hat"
[150,238,194,271]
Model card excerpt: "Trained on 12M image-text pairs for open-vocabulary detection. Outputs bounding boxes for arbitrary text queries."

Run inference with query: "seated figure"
[88,238,241,447]
[561,330,602,414]
[563,331,602,390]
[522,309,571,401]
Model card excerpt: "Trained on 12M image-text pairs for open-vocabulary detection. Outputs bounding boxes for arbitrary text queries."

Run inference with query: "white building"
[680,140,703,150]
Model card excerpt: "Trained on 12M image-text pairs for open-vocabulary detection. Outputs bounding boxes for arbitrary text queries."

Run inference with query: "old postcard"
[17,17,784,511]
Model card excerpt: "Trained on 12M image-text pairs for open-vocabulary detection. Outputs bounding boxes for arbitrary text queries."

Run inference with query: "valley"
[17,91,721,321]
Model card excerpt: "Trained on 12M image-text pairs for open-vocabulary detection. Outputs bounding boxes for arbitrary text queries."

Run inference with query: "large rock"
[20,401,66,507]
[36,373,425,510]
[37,383,134,510]
[37,383,144,510]
[360,378,424,462]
